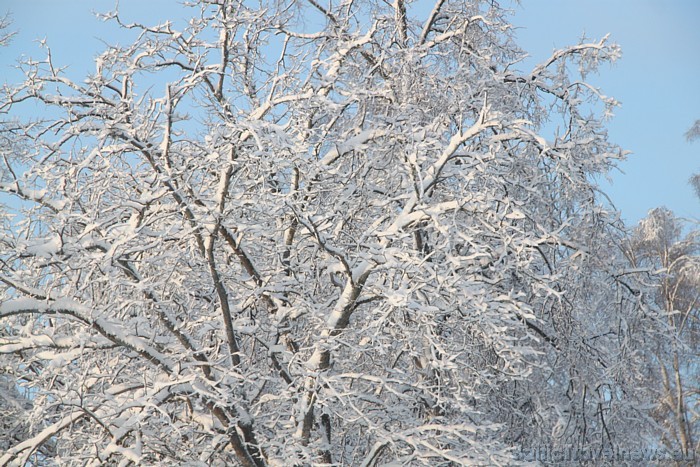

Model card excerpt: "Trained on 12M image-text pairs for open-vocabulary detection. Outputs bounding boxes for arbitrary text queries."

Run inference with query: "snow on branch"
[0,298,176,373]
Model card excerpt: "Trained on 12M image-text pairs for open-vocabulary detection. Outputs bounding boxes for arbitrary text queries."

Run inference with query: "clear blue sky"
[2,0,699,225]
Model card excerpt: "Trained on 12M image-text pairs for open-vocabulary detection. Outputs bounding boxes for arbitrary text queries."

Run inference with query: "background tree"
[626,207,700,461]
[0,0,662,464]
[685,120,700,199]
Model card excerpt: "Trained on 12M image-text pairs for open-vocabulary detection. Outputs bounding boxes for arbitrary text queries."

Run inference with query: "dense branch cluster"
[0,0,677,465]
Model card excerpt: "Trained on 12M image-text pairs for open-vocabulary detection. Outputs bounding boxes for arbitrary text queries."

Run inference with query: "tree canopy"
[0,1,673,465]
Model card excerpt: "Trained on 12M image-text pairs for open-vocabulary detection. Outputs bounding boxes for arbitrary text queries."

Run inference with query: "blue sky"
[2,0,699,225]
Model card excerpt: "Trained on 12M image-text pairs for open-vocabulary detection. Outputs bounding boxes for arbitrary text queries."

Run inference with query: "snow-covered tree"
[627,207,700,460]
[0,16,52,463]
[0,0,661,464]
[685,120,700,199]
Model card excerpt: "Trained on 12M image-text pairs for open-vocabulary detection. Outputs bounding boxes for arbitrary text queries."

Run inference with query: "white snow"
[25,234,62,258]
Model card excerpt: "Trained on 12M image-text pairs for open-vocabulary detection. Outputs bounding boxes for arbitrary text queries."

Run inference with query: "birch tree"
[627,208,700,460]
[1,0,661,464]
